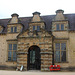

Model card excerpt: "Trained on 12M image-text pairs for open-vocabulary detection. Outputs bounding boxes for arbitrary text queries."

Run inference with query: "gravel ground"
[0,70,75,75]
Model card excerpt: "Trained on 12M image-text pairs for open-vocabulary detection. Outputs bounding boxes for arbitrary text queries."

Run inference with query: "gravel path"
[0,70,75,75]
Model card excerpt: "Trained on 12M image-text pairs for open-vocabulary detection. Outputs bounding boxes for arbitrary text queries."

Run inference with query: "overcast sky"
[0,0,75,19]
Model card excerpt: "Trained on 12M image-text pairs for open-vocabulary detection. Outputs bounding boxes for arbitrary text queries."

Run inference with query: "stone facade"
[0,10,75,71]
[17,29,53,71]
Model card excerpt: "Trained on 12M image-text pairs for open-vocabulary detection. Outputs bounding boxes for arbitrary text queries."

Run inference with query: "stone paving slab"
[0,70,75,75]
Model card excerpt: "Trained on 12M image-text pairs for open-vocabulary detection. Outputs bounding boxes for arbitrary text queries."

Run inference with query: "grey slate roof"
[0,14,75,33]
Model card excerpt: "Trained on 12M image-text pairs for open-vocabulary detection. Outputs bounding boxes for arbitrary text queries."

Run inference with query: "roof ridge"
[0,13,75,20]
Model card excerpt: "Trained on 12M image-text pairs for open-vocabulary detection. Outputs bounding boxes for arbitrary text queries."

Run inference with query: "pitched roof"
[0,14,75,33]
[64,14,75,30]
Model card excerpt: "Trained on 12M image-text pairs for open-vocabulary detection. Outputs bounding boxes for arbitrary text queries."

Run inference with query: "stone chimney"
[31,11,41,22]
[11,13,19,18]
[32,11,41,15]
[54,9,65,21]
[56,9,64,14]
[10,13,19,23]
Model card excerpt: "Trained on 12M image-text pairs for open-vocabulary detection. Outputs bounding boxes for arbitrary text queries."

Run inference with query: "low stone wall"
[0,65,17,70]
[60,67,75,72]
[0,65,75,72]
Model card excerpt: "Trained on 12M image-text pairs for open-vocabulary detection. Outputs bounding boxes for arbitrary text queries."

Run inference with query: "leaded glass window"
[56,24,60,30]
[55,43,60,50]
[61,51,66,62]
[9,44,12,50]
[14,27,17,32]
[37,26,40,31]
[8,44,17,61]
[61,43,66,50]
[56,24,64,31]
[61,24,64,30]
[55,43,66,62]
[33,26,35,31]
[11,27,13,32]
[13,51,17,61]
[13,44,17,50]
[33,26,40,31]
[8,51,12,61]
[55,51,60,62]
[11,27,17,33]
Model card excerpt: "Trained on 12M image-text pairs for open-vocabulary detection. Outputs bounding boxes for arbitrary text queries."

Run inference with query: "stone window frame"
[33,25,40,31]
[7,41,17,62]
[11,26,17,33]
[54,41,68,63]
[56,24,64,31]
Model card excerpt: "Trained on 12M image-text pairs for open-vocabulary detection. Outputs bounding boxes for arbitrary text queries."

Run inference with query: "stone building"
[0,9,75,71]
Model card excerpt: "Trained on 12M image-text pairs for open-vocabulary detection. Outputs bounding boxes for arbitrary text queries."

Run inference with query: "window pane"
[61,24,64,30]
[11,27,13,32]
[37,26,40,31]
[55,51,60,62]
[30,50,32,63]
[33,26,35,30]
[14,27,17,32]
[13,44,17,50]
[61,51,66,62]
[32,51,35,63]
[55,43,60,50]
[30,50,35,63]
[9,44,12,50]
[8,51,12,61]
[56,24,60,30]
[61,43,66,50]
[13,51,17,61]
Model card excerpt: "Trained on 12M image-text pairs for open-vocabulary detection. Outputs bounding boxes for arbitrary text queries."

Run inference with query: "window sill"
[33,30,41,32]
[6,60,17,62]
[55,61,69,63]
[7,32,18,34]
[53,30,67,32]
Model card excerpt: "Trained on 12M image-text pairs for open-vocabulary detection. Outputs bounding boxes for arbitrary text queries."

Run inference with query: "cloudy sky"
[0,0,75,19]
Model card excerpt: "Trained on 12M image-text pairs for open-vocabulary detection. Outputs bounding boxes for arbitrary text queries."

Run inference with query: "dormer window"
[56,24,60,30]
[52,10,69,31]
[14,27,17,32]
[33,26,40,31]
[61,24,64,30]
[11,27,17,33]
[56,24,64,31]
[11,27,13,32]
[33,26,35,31]
[37,26,40,31]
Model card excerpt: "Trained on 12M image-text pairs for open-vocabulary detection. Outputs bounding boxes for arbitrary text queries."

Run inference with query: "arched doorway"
[27,45,41,70]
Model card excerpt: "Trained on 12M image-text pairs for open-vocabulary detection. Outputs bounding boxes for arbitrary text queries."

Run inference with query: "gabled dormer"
[52,9,69,31]
[0,25,4,33]
[29,12,45,32]
[7,13,23,33]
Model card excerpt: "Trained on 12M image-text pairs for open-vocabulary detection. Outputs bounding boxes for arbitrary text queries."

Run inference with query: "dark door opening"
[27,45,41,70]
